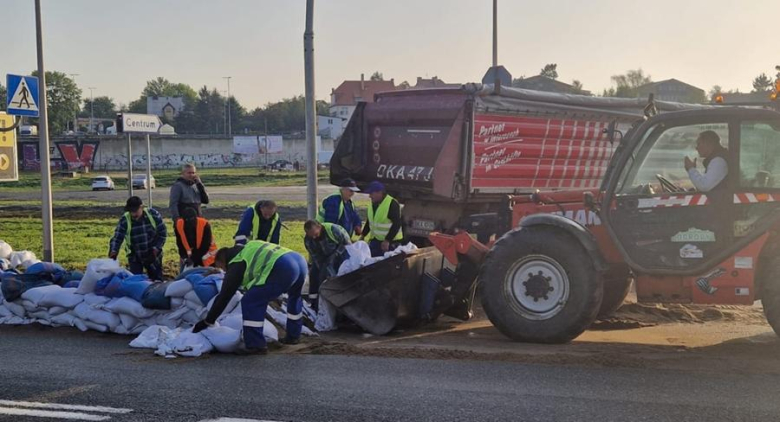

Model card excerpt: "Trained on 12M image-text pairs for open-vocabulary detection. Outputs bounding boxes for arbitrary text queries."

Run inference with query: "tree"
[81,96,116,118]
[370,71,384,81]
[242,96,331,134]
[752,73,773,92]
[539,64,558,80]
[511,76,526,87]
[128,77,198,113]
[609,69,652,98]
[30,70,81,134]
[398,80,411,90]
[709,85,723,97]
[571,79,590,95]
[0,83,5,111]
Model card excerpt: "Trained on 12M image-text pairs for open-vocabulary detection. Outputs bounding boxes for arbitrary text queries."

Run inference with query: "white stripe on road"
[0,400,132,414]
[199,419,284,422]
[0,406,111,421]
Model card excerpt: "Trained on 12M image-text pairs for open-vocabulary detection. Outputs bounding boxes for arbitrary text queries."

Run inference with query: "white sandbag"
[1,316,31,325]
[21,285,62,307]
[182,310,200,325]
[161,306,189,322]
[84,293,111,307]
[73,303,121,331]
[21,300,41,312]
[130,324,149,335]
[38,287,84,309]
[170,298,184,309]
[48,306,68,316]
[113,325,130,335]
[77,259,122,294]
[103,297,155,319]
[217,313,243,331]
[185,300,204,312]
[266,306,287,327]
[5,301,26,318]
[73,318,88,332]
[184,290,203,306]
[153,315,178,329]
[315,297,338,332]
[51,313,77,327]
[119,313,140,331]
[165,279,193,298]
[29,310,51,321]
[81,320,109,332]
[200,291,242,319]
[9,251,37,268]
[201,325,241,353]
[21,259,41,269]
[168,331,214,357]
[0,240,12,259]
[338,241,372,275]
[0,305,12,318]
[264,319,279,342]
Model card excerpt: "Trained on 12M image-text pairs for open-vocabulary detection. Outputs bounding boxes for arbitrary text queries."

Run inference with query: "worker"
[234,200,281,245]
[303,220,351,309]
[175,207,218,269]
[317,178,362,237]
[684,130,729,192]
[109,196,167,280]
[192,241,307,354]
[169,163,209,222]
[360,181,404,257]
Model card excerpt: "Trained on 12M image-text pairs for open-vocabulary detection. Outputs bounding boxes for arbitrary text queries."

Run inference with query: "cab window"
[739,121,780,188]
[617,122,729,194]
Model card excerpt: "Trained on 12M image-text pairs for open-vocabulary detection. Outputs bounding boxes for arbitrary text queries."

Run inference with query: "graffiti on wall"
[20,141,99,171]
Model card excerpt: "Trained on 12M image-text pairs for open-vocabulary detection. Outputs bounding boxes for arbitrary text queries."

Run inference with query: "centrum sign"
[116,113,162,134]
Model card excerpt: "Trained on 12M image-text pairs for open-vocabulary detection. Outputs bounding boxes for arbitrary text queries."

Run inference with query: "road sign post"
[0,114,19,182]
[116,113,162,207]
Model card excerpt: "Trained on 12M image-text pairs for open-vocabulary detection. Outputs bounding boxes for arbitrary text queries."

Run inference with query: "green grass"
[1,168,330,192]
[0,217,307,273]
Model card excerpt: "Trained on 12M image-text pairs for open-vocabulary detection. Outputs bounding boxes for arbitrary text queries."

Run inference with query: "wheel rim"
[505,254,570,320]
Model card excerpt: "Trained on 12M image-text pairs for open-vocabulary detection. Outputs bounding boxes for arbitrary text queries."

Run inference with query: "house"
[330,74,396,121]
[512,75,590,95]
[147,96,185,119]
[318,115,347,140]
[636,79,705,103]
[412,76,459,89]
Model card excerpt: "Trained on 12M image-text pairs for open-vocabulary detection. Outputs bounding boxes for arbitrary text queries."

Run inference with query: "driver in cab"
[683,130,728,192]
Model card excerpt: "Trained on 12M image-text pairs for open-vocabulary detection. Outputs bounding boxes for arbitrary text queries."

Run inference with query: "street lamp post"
[35,0,54,262]
[88,87,96,134]
[68,73,79,132]
[223,76,232,137]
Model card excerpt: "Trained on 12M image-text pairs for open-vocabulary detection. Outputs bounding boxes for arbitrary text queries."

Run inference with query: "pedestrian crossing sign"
[6,74,40,117]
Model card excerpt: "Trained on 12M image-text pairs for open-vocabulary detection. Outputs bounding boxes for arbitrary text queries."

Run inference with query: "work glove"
[108,251,118,260]
[192,320,213,333]
[354,226,363,236]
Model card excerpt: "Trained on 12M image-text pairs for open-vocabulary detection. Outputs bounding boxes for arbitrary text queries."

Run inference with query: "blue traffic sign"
[6,74,40,117]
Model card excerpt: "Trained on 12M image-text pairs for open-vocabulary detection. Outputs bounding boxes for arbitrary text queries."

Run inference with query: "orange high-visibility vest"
[176,217,218,267]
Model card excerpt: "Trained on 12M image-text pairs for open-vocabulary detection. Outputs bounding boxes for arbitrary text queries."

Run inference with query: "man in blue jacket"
[316,178,362,237]
[109,196,167,280]
[234,200,281,245]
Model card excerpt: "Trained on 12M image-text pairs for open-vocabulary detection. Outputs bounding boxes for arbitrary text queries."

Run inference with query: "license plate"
[411,219,436,231]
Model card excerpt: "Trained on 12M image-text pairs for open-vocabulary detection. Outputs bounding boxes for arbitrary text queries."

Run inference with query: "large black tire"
[598,266,632,318]
[760,257,780,336]
[479,226,604,343]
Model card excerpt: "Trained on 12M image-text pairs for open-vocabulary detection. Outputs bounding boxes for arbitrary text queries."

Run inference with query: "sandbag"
[51,313,78,327]
[188,273,221,305]
[201,325,241,353]
[83,293,111,307]
[141,282,173,310]
[77,259,122,295]
[315,297,338,332]
[21,300,41,312]
[81,320,109,332]
[183,290,203,306]
[9,251,37,269]
[21,284,63,307]
[1,272,54,302]
[182,310,200,325]
[201,291,242,319]
[38,288,84,309]
[171,298,184,308]
[25,262,67,283]
[103,297,155,319]
[0,241,12,259]
[48,306,68,316]
[164,279,192,298]
[97,272,152,302]
[0,305,12,318]
[5,301,25,318]
[73,303,121,331]
[0,258,10,272]
[119,313,140,331]
[166,330,214,357]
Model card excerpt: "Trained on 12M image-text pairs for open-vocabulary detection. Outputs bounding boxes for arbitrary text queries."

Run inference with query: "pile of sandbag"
[337,241,418,276]
[0,240,40,272]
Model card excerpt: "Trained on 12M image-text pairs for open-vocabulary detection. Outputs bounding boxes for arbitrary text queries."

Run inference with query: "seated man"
[684,130,729,192]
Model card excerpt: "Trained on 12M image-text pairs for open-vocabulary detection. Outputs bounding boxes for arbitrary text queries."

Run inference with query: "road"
[1,320,780,422]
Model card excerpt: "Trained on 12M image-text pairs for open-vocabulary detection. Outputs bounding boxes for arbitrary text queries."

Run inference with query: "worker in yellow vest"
[174,208,218,269]
[234,200,281,245]
[360,181,404,257]
[193,241,308,354]
[304,220,352,310]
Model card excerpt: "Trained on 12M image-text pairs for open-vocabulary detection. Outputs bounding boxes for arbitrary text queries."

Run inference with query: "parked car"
[91,176,115,191]
[268,160,294,171]
[131,174,156,190]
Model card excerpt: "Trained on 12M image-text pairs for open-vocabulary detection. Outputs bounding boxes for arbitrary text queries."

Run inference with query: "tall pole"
[145,134,152,207]
[127,134,133,197]
[264,116,269,166]
[304,0,318,219]
[492,0,498,68]
[68,73,79,132]
[35,0,54,262]
[223,76,232,137]
[88,87,96,134]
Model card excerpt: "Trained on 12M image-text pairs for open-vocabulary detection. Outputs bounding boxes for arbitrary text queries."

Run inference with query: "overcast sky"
[3,0,778,109]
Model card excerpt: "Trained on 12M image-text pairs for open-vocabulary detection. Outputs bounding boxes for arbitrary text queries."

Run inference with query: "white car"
[131,174,156,190]
[91,176,115,191]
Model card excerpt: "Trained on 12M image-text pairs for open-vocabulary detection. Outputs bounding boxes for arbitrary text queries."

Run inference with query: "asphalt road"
[1,325,778,422]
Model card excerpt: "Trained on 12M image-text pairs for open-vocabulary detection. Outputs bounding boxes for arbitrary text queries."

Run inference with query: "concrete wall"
[17,135,335,171]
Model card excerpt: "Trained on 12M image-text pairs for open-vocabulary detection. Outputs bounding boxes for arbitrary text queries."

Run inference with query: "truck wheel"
[598,267,632,318]
[760,257,780,336]
[479,226,603,343]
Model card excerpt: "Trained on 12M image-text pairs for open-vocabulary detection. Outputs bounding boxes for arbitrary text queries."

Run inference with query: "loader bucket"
[319,247,445,335]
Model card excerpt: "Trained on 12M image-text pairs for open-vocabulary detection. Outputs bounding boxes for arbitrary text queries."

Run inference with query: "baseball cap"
[339,178,360,192]
[124,196,144,212]
[364,181,386,194]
